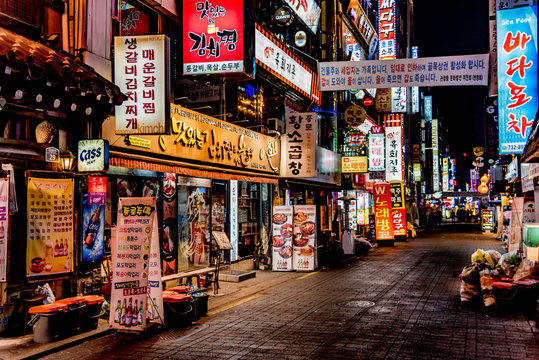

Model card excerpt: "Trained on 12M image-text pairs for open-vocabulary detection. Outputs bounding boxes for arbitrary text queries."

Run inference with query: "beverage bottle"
[132,300,138,326]
[58,240,64,257]
[84,206,102,249]
[63,239,69,256]
[54,240,59,257]
[125,298,132,327]
[138,300,144,325]
[120,299,126,325]
[114,300,121,323]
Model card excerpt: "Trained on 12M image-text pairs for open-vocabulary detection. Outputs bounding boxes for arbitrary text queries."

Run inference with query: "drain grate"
[336,300,375,308]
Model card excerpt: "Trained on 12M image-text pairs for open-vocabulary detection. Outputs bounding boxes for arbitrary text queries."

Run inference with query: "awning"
[109,151,279,184]
[0,27,125,114]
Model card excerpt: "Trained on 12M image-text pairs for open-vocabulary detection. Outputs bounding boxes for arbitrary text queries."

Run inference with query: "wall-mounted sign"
[378,0,396,60]
[78,140,109,172]
[319,54,489,91]
[295,30,307,47]
[114,35,170,134]
[45,147,60,163]
[282,112,317,177]
[282,0,321,34]
[432,119,440,192]
[103,104,280,175]
[375,88,391,112]
[442,158,449,192]
[411,46,420,113]
[369,128,385,171]
[497,6,538,154]
[413,163,422,181]
[183,0,245,75]
[363,97,373,106]
[256,25,321,105]
[274,6,294,26]
[391,87,407,113]
[473,146,485,156]
[424,95,432,121]
[389,181,406,236]
[373,183,394,240]
[342,156,368,173]
[344,105,366,127]
[346,0,377,45]
[342,24,365,61]
[481,208,495,231]
[385,115,403,182]
[344,130,367,148]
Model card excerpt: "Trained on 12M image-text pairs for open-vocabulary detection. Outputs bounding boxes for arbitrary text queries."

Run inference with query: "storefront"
[101,104,280,276]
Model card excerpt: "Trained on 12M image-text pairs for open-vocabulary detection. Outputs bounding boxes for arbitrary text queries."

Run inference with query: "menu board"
[27,178,74,278]
[293,205,316,271]
[110,197,156,331]
[272,206,294,271]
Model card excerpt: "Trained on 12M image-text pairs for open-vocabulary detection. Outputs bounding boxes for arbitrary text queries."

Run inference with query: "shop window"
[238,181,259,258]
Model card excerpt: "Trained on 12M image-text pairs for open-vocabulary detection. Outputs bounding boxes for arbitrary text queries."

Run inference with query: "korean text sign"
[27,178,74,277]
[378,0,396,60]
[319,54,489,91]
[283,113,317,177]
[389,181,406,236]
[496,6,538,154]
[110,197,156,331]
[369,127,385,171]
[114,35,170,135]
[385,125,403,182]
[0,178,8,281]
[373,183,394,240]
[283,0,321,34]
[183,0,244,75]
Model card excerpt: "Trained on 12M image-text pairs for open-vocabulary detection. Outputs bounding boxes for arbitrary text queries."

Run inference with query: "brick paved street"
[39,226,539,360]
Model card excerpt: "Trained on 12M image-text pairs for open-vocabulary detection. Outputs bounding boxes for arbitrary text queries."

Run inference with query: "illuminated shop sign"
[385,115,403,182]
[378,0,396,60]
[342,156,368,173]
[282,0,321,34]
[369,126,385,171]
[346,0,376,45]
[497,6,538,154]
[78,139,109,172]
[282,112,317,177]
[103,104,280,175]
[255,25,321,105]
[183,0,244,75]
[373,183,394,240]
[114,35,170,135]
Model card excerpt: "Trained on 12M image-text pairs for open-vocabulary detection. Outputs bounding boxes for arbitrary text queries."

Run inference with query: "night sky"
[413,0,490,158]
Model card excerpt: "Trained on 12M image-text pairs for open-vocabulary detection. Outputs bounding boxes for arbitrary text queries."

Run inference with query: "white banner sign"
[319,54,489,91]
[385,126,403,182]
[0,178,8,282]
[114,35,170,134]
[368,131,385,171]
[283,113,317,177]
[432,119,440,192]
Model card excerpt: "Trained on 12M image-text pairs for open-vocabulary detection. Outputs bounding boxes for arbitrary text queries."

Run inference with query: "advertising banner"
[0,178,8,281]
[378,0,396,60]
[229,180,239,261]
[27,178,73,277]
[77,140,109,172]
[385,125,403,182]
[114,35,170,134]
[272,205,294,271]
[432,119,440,192]
[282,0,321,33]
[293,205,316,271]
[161,173,177,275]
[255,25,321,105]
[424,95,432,121]
[391,87,407,113]
[283,113,317,177]
[369,127,385,171]
[497,6,538,154]
[319,54,489,91]
[373,183,394,240]
[81,197,104,263]
[110,197,156,331]
[182,0,244,75]
[389,181,406,236]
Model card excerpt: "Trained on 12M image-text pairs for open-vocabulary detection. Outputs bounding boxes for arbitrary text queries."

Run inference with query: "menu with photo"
[292,205,317,271]
[272,206,294,271]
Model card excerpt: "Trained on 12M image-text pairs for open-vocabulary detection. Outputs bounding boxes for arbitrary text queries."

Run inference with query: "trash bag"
[483,250,501,268]
[513,259,538,281]
[496,251,520,278]
[479,268,499,308]
[460,264,480,302]
[471,249,485,264]
[36,283,55,304]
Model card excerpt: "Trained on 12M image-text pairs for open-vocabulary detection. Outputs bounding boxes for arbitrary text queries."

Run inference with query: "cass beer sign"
[78,140,109,172]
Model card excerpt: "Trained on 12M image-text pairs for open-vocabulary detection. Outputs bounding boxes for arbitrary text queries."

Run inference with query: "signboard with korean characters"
[318,54,489,91]
[282,0,321,34]
[385,123,403,182]
[346,0,377,46]
[272,205,294,271]
[0,178,8,281]
[282,113,317,177]
[27,178,74,277]
[114,35,170,135]
[78,140,109,172]
[182,0,250,76]
[255,25,321,105]
[373,183,394,241]
[344,105,366,127]
[342,156,368,173]
[103,104,280,176]
[293,205,317,271]
[369,126,385,171]
[391,87,407,113]
[497,6,538,154]
[378,0,396,59]
[389,181,406,236]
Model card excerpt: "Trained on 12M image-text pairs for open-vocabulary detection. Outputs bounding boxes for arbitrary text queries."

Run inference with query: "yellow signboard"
[342,156,368,173]
[27,178,74,277]
[105,104,280,175]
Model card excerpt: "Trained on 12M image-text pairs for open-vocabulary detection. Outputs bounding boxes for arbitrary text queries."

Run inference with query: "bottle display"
[58,240,64,257]
[114,300,121,323]
[125,297,132,327]
[120,299,126,325]
[132,300,138,326]
[54,240,59,257]
[84,205,102,249]
[63,239,68,256]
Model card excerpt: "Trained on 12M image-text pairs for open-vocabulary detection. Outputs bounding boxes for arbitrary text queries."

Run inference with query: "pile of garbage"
[459,249,537,308]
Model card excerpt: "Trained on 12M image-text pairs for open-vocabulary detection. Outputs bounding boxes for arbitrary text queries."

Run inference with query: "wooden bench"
[161,266,217,290]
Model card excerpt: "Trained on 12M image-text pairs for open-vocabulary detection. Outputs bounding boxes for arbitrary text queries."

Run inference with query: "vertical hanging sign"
[27,178,74,277]
[389,181,406,236]
[497,6,538,154]
[81,179,105,263]
[110,197,156,331]
[369,126,385,171]
[385,115,403,182]
[162,173,178,275]
[378,0,396,60]
[373,183,394,240]
[229,180,239,261]
[432,119,440,192]
[0,178,8,282]
[284,113,317,177]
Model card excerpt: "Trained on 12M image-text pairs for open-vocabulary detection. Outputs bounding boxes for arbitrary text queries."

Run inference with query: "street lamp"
[58,150,76,172]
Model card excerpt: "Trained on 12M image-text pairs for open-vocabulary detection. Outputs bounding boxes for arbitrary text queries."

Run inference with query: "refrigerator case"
[293,205,317,271]
[272,206,294,271]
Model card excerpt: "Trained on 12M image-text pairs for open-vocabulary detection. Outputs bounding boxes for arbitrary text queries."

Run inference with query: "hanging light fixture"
[58,150,76,172]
